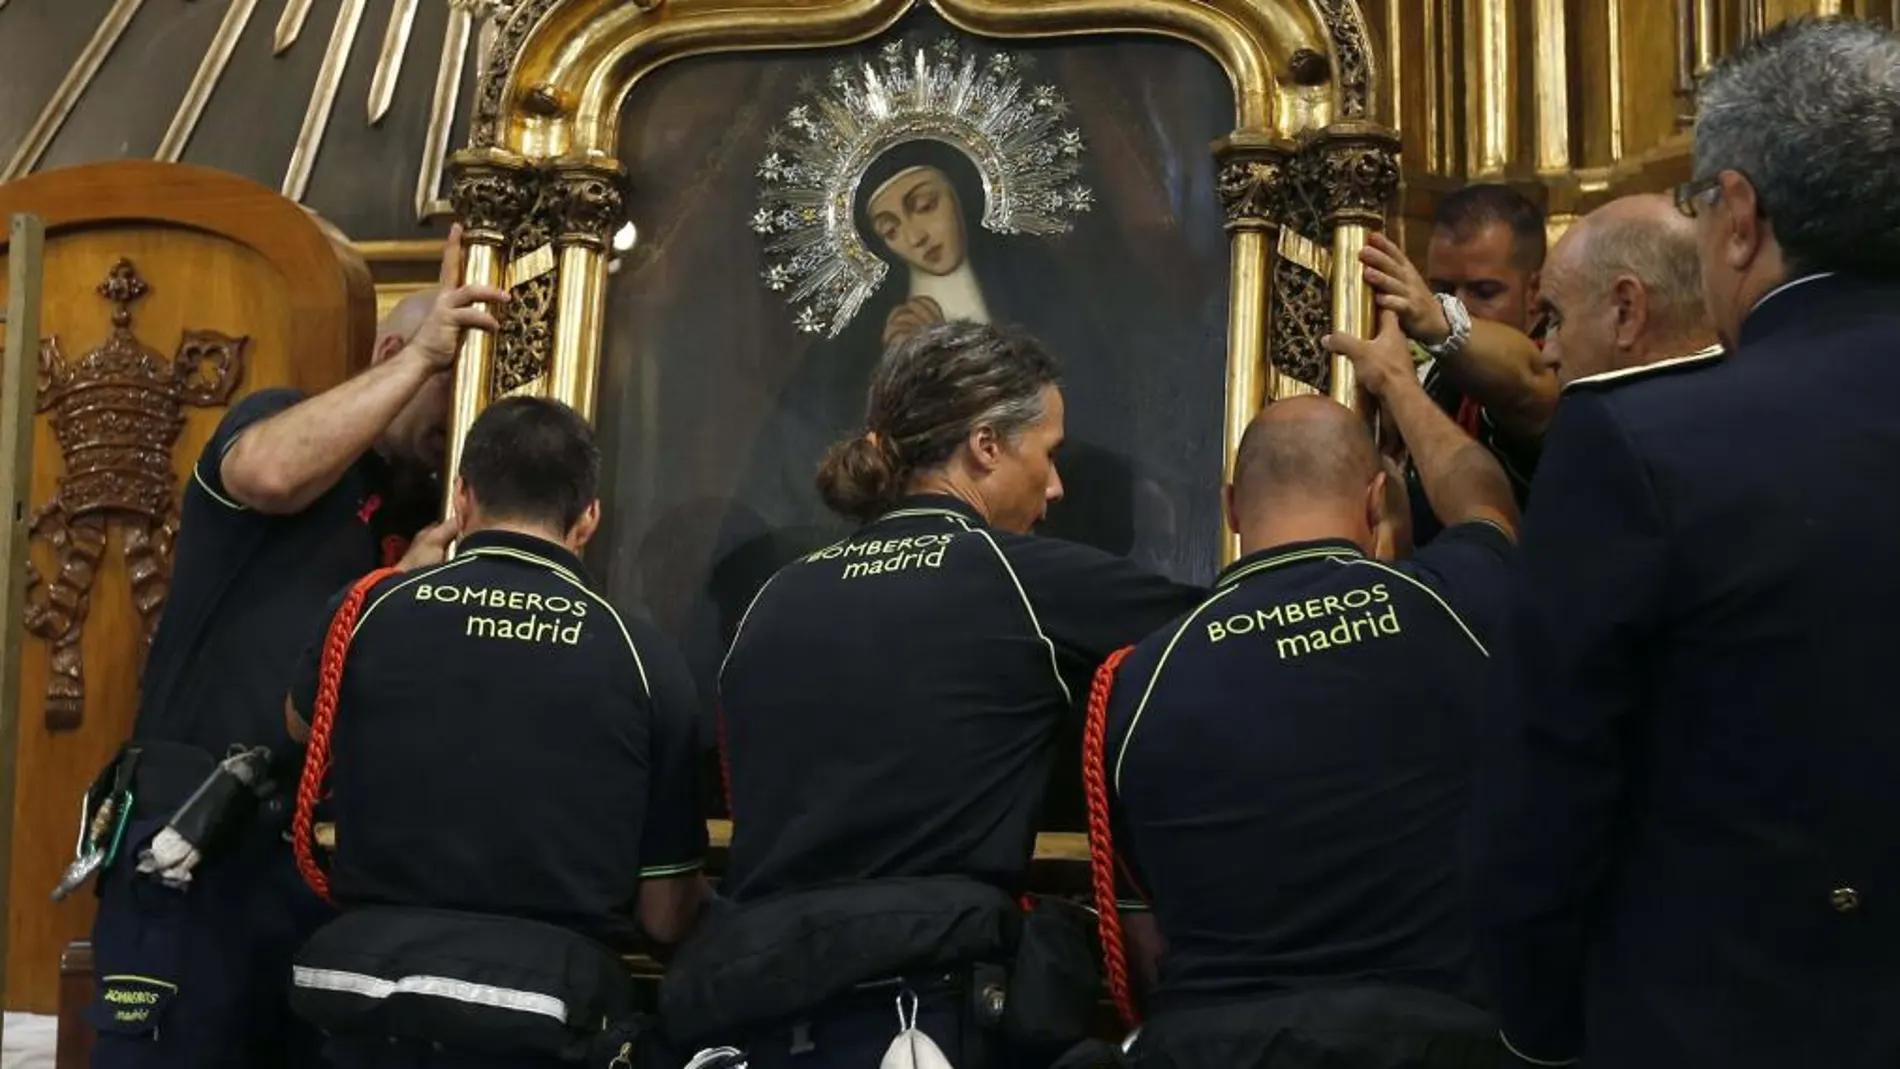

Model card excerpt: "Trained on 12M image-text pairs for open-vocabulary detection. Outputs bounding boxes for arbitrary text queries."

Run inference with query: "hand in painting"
[882,296,946,349]
[1360,232,1451,347]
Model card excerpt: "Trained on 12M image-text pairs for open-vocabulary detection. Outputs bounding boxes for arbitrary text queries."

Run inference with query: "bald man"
[84,232,506,1069]
[1534,194,1722,388]
[1094,375,1519,1068]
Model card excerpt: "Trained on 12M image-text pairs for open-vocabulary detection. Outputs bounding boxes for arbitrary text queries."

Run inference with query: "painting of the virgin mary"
[743,135,1133,554]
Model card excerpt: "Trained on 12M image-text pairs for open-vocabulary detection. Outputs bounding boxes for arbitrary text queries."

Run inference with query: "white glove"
[136,827,202,889]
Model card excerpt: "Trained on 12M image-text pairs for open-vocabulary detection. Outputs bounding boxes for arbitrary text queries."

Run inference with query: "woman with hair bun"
[662,320,1203,1069]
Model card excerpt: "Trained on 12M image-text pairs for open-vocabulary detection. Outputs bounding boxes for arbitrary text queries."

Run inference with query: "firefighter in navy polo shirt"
[661,321,1205,1069]
[284,396,709,1069]
[1087,311,1520,1069]
[78,232,507,1069]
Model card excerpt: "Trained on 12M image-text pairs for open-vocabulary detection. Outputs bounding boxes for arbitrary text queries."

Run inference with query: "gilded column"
[544,155,628,424]
[1213,133,1293,566]
[1465,0,1516,178]
[1531,0,1571,175]
[1693,0,1719,80]
[444,146,535,510]
[1316,123,1401,411]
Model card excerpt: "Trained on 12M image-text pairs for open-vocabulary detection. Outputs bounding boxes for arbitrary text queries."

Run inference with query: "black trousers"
[88,817,335,1069]
[321,1037,569,1069]
[1131,985,1507,1069]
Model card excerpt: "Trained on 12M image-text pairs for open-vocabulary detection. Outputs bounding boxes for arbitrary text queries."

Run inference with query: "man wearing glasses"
[1472,16,1900,1069]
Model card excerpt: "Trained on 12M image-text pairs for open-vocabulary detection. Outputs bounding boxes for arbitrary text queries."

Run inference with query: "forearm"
[1379,375,1519,535]
[222,349,439,514]
[638,872,711,946]
[283,696,310,745]
[1435,320,1557,442]
[1123,911,1166,995]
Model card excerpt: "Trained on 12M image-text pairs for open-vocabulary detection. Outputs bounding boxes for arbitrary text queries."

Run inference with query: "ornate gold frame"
[449,0,1399,561]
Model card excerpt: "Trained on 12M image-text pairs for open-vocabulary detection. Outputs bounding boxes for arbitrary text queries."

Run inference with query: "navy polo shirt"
[718,493,1207,904]
[1105,522,1513,1012]
[135,388,427,757]
[289,530,707,949]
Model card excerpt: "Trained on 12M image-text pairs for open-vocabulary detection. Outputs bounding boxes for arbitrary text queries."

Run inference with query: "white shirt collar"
[1751,272,1838,315]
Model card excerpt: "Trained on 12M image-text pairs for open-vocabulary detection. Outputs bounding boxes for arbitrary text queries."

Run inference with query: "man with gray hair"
[1473,17,1900,1069]
[1535,193,1721,387]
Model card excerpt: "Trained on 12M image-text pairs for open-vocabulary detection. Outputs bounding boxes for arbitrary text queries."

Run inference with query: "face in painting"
[867,166,969,277]
[983,384,1067,534]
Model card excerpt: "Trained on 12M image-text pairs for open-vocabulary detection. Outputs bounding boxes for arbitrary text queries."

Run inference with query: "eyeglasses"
[1673,175,1723,218]
[1675,170,1766,219]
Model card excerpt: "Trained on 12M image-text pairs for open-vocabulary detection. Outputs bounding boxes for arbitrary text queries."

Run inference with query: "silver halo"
[754,37,1093,337]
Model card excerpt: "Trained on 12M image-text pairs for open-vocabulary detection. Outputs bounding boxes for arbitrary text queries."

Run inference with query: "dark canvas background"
[590,19,1235,826]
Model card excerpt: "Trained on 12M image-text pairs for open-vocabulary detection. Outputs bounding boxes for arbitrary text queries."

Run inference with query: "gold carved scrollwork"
[1266,140,1336,394]
[1311,0,1374,120]
[1314,122,1401,229]
[1269,258,1334,391]
[471,0,566,148]
[448,148,537,243]
[496,272,556,393]
[1214,139,1294,234]
[495,179,561,393]
[26,259,248,732]
[547,158,628,252]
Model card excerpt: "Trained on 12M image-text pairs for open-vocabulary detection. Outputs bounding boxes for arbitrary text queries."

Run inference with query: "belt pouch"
[291,905,636,1059]
[1001,895,1101,1047]
[658,876,1019,1047]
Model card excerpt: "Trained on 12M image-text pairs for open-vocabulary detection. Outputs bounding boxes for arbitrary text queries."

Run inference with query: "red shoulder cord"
[1085,645,1140,1031]
[293,567,400,904]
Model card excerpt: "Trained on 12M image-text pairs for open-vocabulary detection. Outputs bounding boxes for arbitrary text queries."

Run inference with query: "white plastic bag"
[879,991,953,1069]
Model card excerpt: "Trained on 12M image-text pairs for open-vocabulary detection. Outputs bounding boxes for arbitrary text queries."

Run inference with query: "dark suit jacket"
[1473,273,1900,1068]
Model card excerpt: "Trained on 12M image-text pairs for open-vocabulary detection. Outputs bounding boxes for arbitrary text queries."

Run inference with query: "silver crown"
[754,37,1093,337]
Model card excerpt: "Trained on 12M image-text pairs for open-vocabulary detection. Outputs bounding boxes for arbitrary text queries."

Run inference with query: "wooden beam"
[0,214,46,1023]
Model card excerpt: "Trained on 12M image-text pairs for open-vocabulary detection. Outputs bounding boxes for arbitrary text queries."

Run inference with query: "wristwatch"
[1423,292,1472,359]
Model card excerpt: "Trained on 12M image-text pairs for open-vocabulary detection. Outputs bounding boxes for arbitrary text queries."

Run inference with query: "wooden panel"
[0,161,372,1012]
[0,228,288,1012]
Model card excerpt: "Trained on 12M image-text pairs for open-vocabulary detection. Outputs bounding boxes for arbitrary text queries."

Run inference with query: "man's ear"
[569,499,602,551]
[1611,275,1647,349]
[370,331,406,367]
[1720,171,1765,273]
[1365,469,1389,535]
[1223,482,1240,539]
[451,476,473,530]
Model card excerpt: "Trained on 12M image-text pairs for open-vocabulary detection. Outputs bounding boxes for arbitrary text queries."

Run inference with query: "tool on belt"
[51,747,142,901]
[137,744,278,889]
